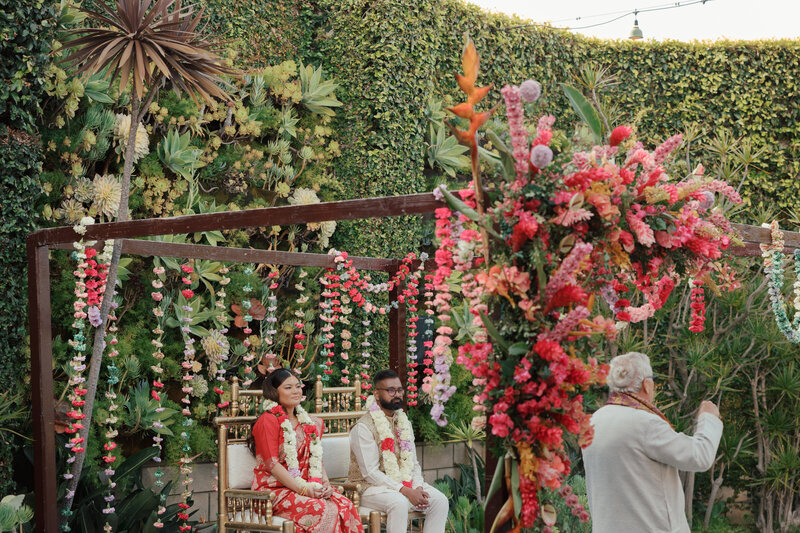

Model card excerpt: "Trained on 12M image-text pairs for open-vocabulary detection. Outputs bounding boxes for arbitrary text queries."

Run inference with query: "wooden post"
[388,281,408,387]
[27,240,57,533]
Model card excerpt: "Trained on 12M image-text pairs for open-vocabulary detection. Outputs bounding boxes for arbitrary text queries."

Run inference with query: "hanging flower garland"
[429,207,457,426]
[239,268,257,388]
[177,262,196,532]
[148,265,170,529]
[98,245,120,526]
[405,268,421,406]
[421,274,436,384]
[258,270,279,374]
[366,396,414,486]
[359,317,373,400]
[209,265,232,410]
[762,221,800,342]
[319,265,340,381]
[291,272,310,376]
[262,400,323,489]
[63,218,109,515]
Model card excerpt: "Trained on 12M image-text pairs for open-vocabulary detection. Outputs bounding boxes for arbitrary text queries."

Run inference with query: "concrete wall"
[141,440,485,526]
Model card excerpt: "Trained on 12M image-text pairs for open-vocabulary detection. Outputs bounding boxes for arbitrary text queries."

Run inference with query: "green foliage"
[0,494,33,532]
[0,0,56,127]
[68,447,193,532]
[157,129,204,181]
[435,456,485,533]
[298,63,343,116]
[0,127,42,495]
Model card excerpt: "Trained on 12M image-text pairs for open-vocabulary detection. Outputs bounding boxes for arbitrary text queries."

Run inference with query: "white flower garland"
[365,396,415,487]
[262,400,323,490]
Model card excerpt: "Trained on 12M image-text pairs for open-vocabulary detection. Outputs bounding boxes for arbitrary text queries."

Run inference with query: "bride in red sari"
[250,369,364,533]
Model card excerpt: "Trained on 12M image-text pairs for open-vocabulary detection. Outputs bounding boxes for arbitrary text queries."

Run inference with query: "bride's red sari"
[251,411,364,533]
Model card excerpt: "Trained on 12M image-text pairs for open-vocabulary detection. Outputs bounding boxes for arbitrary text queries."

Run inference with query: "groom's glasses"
[377,388,405,397]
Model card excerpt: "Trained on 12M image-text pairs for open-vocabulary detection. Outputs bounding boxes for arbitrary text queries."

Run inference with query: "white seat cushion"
[322,436,351,480]
[228,443,258,489]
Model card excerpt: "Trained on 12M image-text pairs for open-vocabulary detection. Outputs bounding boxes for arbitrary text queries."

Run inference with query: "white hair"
[607,351,653,393]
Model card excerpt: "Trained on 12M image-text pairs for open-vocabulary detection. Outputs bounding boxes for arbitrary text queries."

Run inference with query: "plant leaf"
[560,83,603,143]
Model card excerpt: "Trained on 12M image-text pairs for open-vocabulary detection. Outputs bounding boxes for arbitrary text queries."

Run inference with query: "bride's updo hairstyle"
[607,352,653,393]
[262,367,294,403]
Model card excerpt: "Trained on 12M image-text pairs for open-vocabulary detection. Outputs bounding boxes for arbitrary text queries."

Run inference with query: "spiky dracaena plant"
[59,0,235,522]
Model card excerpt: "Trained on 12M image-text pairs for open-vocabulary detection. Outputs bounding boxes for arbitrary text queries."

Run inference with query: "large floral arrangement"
[432,40,742,529]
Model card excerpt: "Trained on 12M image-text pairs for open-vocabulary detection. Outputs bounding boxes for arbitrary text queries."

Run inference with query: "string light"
[494,0,712,33]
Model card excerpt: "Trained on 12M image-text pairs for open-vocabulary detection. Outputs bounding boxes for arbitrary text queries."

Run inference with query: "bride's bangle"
[299,485,307,496]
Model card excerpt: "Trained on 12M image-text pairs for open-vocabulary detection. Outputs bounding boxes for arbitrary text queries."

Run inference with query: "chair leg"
[369,511,381,533]
[281,522,295,533]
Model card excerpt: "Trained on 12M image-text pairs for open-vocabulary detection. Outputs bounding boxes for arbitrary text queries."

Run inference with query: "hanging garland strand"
[405,266,421,406]
[149,265,170,529]
[100,284,121,527]
[762,221,800,342]
[177,262,196,532]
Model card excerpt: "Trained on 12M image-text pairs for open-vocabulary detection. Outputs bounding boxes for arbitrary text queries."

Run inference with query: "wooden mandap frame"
[26,191,800,532]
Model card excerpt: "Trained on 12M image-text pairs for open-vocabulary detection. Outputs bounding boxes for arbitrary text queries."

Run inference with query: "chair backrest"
[216,374,366,494]
[225,375,365,436]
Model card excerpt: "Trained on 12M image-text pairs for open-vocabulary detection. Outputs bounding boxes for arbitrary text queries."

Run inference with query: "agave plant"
[58,0,235,521]
[299,63,342,116]
[157,128,204,180]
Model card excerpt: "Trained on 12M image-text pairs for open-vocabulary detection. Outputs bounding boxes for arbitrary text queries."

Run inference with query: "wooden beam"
[29,192,442,246]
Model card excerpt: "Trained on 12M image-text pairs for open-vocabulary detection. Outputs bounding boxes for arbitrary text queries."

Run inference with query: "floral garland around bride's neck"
[262,400,323,490]
[365,396,414,488]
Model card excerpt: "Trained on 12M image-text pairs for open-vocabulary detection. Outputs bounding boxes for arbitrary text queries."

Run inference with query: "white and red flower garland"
[262,400,323,489]
[366,396,414,487]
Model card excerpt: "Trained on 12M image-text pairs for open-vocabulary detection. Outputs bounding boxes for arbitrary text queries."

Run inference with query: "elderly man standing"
[582,351,723,533]
[349,369,448,533]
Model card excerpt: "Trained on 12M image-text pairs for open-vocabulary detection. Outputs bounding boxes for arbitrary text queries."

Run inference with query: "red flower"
[181,264,194,274]
[181,289,194,299]
[609,125,633,147]
[380,438,395,452]
[84,248,97,259]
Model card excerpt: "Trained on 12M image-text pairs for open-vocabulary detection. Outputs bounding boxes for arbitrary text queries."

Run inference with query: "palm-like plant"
[58,0,235,523]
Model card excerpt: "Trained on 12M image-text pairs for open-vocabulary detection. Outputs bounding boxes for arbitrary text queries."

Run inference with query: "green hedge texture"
[0,0,52,494]
[205,0,800,256]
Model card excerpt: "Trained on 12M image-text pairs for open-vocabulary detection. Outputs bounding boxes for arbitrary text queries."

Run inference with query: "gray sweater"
[582,405,723,533]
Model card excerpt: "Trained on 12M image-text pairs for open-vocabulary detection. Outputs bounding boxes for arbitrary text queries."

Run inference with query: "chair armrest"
[224,488,275,500]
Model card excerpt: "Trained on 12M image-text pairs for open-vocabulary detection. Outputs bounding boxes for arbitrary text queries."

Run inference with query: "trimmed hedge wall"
[202,0,800,256]
[0,0,53,494]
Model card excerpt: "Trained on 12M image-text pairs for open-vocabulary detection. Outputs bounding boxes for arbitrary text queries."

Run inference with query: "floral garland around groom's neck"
[366,396,414,487]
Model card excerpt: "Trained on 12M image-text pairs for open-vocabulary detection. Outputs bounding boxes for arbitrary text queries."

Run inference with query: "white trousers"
[359,483,448,533]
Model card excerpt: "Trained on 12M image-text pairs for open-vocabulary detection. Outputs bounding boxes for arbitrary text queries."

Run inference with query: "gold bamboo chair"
[215,376,381,533]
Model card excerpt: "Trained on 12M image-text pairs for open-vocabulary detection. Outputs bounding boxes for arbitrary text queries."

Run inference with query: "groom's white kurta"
[583,406,723,533]
[349,413,448,533]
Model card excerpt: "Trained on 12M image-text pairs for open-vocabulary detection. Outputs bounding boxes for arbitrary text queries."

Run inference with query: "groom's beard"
[379,397,404,411]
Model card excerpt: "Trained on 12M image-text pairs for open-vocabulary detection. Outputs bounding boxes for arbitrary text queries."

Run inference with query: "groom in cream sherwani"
[349,369,448,533]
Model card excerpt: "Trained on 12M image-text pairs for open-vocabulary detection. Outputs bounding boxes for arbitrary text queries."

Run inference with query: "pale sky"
[466,0,800,42]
